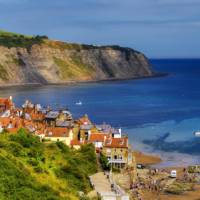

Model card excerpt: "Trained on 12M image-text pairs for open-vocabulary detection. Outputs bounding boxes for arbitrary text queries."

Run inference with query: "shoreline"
[133,151,162,166]
[133,147,200,168]
[133,146,200,169]
[0,72,168,89]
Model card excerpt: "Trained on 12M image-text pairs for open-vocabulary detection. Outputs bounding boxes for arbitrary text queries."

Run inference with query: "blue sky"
[0,0,200,58]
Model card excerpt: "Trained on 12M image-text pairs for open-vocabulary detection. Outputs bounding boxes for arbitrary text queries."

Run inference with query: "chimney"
[119,128,122,138]
[104,135,106,142]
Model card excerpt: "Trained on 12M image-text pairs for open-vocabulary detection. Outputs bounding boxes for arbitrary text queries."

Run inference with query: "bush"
[55,144,97,192]
[0,155,62,200]
[7,142,26,157]
[0,32,48,48]
[56,141,70,153]
[100,153,110,171]
[28,146,44,162]
[10,128,40,148]
[165,182,194,195]
[27,158,39,166]
[0,140,6,148]
[34,166,44,173]
[188,166,200,173]
[0,131,98,199]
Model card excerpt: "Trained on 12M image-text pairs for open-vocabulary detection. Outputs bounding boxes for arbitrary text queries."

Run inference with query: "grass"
[53,57,94,80]
[188,166,200,173]
[165,182,194,195]
[0,29,134,53]
[0,30,48,48]
[44,40,95,51]
[0,129,97,200]
[0,64,9,80]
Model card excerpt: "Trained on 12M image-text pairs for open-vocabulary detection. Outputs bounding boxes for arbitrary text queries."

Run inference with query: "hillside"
[0,30,154,85]
[0,129,97,200]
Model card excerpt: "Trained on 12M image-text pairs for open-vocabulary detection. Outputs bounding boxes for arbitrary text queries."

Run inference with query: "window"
[106,149,111,153]
[119,156,123,160]
[114,155,117,160]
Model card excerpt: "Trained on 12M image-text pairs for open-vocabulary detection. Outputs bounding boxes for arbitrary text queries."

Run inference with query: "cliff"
[0,30,154,85]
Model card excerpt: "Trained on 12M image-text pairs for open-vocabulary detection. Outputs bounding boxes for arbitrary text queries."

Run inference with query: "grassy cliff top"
[0,30,139,53]
[0,30,48,48]
[0,129,97,200]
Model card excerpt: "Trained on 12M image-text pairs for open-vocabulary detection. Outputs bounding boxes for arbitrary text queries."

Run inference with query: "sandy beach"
[133,151,162,165]
[128,152,200,200]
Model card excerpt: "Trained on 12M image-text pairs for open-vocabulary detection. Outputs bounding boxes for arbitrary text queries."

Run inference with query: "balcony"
[108,159,127,164]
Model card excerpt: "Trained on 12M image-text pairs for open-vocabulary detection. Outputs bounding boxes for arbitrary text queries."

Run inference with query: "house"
[0,96,14,112]
[0,96,134,171]
[55,111,73,128]
[31,112,45,123]
[44,127,73,146]
[78,114,94,141]
[88,133,108,151]
[45,111,59,126]
[70,139,86,150]
[0,116,23,133]
[102,137,132,168]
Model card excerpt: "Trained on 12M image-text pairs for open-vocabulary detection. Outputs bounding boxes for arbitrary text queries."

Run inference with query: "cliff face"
[0,39,154,85]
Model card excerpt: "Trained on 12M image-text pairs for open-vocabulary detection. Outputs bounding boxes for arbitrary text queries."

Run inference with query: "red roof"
[45,127,70,137]
[89,133,107,142]
[70,139,86,146]
[7,128,20,133]
[0,117,23,128]
[0,117,10,127]
[0,98,13,108]
[104,137,128,148]
[31,112,45,121]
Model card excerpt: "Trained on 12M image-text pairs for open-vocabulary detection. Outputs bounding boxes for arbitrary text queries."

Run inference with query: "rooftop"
[104,137,128,148]
[45,127,70,137]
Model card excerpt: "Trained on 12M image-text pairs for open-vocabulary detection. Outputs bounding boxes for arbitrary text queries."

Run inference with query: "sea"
[1,59,200,167]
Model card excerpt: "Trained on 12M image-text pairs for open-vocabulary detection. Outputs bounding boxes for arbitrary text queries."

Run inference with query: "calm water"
[1,59,200,166]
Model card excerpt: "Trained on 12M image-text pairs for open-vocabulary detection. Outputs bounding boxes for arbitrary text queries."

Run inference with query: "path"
[90,172,115,195]
[90,172,129,200]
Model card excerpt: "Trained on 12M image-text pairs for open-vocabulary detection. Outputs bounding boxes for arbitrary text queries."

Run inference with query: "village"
[0,96,200,200]
[0,96,132,169]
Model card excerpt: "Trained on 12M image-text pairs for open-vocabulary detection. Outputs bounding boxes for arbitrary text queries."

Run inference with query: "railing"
[108,159,127,164]
[108,172,128,198]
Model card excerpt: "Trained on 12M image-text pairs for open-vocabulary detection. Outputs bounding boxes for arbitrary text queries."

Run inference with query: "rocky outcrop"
[0,40,154,85]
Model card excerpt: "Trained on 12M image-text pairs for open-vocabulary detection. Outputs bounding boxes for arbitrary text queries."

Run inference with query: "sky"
[0,0,200,58]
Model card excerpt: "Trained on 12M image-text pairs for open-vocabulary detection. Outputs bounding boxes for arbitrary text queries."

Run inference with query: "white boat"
[75,101,82,106]
[194,131,200,137]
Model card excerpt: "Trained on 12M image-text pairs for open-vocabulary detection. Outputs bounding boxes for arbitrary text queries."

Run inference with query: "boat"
[193,131,200,137]
[75,101,82,106]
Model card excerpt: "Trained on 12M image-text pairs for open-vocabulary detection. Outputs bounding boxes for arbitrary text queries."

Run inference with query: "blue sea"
[1,59,200,167]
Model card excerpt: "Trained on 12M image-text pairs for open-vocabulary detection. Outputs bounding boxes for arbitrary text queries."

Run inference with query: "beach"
[121,151,200,200]
[133,151,162,165]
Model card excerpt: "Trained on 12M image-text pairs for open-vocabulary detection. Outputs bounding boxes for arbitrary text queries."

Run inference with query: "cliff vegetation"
[0,129,97,200]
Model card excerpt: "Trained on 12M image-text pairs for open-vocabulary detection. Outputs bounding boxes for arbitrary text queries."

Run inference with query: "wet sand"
[133,151,162,165]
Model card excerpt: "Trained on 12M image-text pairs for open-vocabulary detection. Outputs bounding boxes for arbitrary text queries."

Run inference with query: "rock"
[0,39,154,85]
